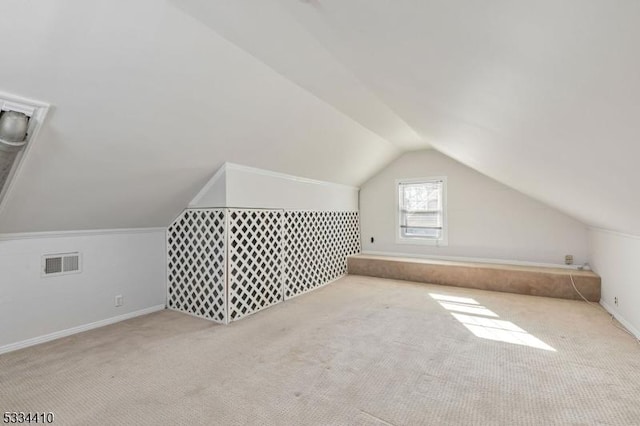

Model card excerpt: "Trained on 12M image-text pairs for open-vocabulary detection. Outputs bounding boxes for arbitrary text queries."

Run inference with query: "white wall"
[0,229,167,352]
[193,166,227,208]
[280,1,640,238]
[360,150,589,265]
[589,228,640,338]
[190,163,359,211]
[0,0,399,234]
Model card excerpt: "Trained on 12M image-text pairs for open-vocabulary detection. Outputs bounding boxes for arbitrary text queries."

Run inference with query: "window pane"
[405,211,440,228]
[399,179,443,240]
[402,227,442,239]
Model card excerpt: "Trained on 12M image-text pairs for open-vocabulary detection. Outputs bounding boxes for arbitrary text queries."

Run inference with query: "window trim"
[395,176,448,247]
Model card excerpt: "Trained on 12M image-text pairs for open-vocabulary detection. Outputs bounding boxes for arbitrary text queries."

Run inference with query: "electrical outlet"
[564,254,574,265]
[614,296,618,306]
[115,295,124,307]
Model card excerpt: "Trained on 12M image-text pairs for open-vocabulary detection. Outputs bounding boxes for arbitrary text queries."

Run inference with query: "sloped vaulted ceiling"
[1,0,639,236]
[0,0,404,232]
[273,0,640,236]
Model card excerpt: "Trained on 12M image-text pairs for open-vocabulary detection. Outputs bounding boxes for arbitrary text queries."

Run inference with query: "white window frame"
[395,176,448,246]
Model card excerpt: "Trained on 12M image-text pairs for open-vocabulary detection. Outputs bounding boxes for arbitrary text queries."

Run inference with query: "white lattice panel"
[227,209,284,321]
[167,209,227,323]
[284,211,360,299]
[168,208,360,323]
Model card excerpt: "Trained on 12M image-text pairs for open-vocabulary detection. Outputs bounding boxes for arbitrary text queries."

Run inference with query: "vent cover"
[42,252,81,277]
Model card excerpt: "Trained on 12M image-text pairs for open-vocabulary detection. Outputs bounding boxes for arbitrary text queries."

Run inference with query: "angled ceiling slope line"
[170,0,427,151]
[275,0,640,236]
[0,0,398,233]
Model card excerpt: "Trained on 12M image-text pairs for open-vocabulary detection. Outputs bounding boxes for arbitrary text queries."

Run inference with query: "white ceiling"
[0,0,402,232]
[171,0,425,150]
[273,0,640,236]
[1,0,639,236]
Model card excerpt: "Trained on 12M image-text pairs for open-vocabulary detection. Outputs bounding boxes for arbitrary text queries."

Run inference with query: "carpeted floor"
[1,275,639,425]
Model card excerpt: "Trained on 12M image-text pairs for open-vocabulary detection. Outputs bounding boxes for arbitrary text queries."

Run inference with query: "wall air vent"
[42,252,82,277]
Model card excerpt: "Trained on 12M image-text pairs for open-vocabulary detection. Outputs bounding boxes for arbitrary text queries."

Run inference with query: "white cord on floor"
[569,274,640,344]
[569,274,597,306]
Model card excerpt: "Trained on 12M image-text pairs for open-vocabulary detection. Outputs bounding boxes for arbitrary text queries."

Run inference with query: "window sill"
[395,236,449,247]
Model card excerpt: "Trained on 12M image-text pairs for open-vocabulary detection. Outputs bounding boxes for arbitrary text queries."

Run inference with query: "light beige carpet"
[1,275,639,425]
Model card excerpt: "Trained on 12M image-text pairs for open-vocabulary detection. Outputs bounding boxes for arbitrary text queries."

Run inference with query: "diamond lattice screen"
[167,209,227,323]
[227,209,284,321]
[167,208,360,324]
[283,211,360,299]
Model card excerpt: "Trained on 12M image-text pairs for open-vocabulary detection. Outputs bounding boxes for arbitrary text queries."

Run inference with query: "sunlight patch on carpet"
[430,293,556,352]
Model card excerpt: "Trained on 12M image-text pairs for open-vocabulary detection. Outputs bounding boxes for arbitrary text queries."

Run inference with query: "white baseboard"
[599,300,640,340]
[0,305,166,355]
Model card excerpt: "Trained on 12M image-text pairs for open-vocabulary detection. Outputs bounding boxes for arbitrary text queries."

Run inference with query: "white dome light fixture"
[0,93,50,207]
[0,110,30,144]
